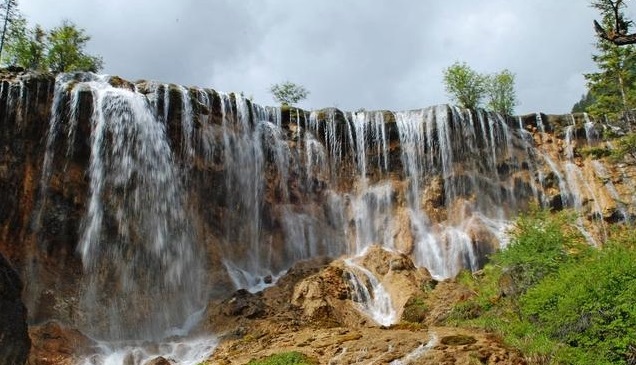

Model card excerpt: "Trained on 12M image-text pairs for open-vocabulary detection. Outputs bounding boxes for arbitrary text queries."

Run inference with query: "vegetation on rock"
[575,1,636,121]
[448,207,636,364]
[593,0,636,46]
[270,81,309,106]
[443,61,518,115]
[0,1,102,72]
[443,62,486,110]
[247,351,316,365]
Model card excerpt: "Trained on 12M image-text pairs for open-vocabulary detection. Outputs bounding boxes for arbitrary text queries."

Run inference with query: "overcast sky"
[19,1,613,114]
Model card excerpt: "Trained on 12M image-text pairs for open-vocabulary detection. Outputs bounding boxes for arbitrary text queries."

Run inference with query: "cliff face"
[0,252,30,365]
[0,71,634,356]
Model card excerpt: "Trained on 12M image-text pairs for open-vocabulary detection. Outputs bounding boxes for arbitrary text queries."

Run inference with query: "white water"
[344,254,397,327]
[389,332,438,365]
[23,72,634,364]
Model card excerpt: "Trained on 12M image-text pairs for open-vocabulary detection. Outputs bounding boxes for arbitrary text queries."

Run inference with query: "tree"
[593,0,636,46]
[0,0,19,59]
[442,62,486,110]
[585,14,636,120]
[46,20,102,73]
[571,91,596,113]
[2,17,46,70]
[270,81,309,106]
[486,69,517,116]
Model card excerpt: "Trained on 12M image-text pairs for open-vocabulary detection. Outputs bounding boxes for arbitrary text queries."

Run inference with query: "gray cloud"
[20,0,599,114]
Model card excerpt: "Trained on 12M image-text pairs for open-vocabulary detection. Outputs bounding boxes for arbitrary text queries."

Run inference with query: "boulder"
[0,253,30,365]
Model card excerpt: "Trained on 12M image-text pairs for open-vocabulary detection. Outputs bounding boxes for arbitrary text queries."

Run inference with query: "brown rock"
[28,321,93,365]
[0,252,30,365]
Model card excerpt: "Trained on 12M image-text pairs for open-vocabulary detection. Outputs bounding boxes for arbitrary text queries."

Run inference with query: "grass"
[446,208,636,364]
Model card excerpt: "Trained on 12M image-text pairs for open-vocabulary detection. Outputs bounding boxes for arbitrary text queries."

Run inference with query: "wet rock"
[222,289,265,319]
[441,334,477,346]
[28,321,93,365]
[0,253,29,365]
[146,356,172,365]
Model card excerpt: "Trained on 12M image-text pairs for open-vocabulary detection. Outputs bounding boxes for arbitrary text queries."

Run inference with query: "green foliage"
[521,245,636,364]
[580,145,613,159]
[2,17,46,70]
[572,91,596,113]
[401,295,429,323]
[247,351,316,365]
[0,0,19,58]
[46,20,102,72]
[486,69,517,116]
[585,15,636,120]
[447,208,636,364]
[1,2,102,73]
[492,209,587,294]
[442,61,486,110]
[443,62,518,115]
[270,81,309,106]
[610,132,636,162]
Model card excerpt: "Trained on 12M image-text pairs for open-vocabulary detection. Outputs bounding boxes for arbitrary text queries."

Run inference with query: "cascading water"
[41,74,215,364]
[8,71,633,364]
[344,255,396,326]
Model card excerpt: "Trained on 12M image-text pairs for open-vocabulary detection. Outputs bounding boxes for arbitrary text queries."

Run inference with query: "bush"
[247,351,316,365]
[521,245,636,364]
[491,208,588,295]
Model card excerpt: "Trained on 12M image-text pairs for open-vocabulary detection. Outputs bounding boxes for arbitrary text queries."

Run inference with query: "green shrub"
[247,351,316,365]
[490,208,588,295]
[521,245,636,364]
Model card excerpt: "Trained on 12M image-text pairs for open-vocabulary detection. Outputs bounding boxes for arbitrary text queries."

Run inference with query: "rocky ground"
[200,246,526,365]
[25,246,526,365]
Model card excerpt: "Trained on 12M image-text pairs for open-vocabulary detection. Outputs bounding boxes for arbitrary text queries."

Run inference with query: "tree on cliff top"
[584,14,636,120]
[443,62,486,110]
[486,69,518,116]
[46,20,103,73]
[270,81,309,106]
[0,0,19,59]
[2,16,46,70]
[593,0,636,46]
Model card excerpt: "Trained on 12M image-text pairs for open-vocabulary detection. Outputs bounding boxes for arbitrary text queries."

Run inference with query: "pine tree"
[585,15,636,120]
[0,0,19,60]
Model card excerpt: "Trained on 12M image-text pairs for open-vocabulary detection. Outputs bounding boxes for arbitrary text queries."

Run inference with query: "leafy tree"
[585,15,636,120]
[486,69,517,116]
[270,81,309,106]
[442,62,486,110]
[2,17,46,70]
[0,0,19,59]
[46,20,102,72]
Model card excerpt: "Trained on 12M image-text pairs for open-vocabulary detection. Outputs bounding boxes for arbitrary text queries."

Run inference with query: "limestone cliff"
[0,70,634,363]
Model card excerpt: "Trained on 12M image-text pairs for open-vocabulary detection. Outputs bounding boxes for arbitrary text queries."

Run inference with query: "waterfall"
[344,255,396,326]
[72,75,207,341]
[7,71,634,364]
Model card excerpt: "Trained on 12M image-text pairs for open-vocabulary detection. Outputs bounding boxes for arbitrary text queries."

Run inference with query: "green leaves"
[270,81,309,106]
[583,10,636,120]
[443,62,518,115]
[1,10,103,73]
[443,62,486,110]
[486,69,517,116]
[46,20,102,72]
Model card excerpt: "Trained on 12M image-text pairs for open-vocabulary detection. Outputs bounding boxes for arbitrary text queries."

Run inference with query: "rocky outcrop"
[28,321,93,365]
[0,253,29,365]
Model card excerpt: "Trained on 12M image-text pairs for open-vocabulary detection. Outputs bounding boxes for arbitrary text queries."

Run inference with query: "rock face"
[0,253,29,365]
[0,70,635,362]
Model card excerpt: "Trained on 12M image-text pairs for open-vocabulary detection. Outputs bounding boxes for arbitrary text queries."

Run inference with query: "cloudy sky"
[18,1,615,114]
